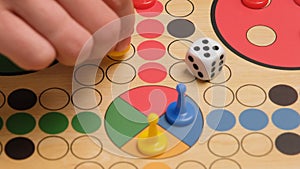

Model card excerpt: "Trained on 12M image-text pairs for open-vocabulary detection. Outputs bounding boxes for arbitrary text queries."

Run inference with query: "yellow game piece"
[138,113,168,156]
[107,45,131,58]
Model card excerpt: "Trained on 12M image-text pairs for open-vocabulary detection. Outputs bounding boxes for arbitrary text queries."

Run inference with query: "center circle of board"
[105,85,203,159]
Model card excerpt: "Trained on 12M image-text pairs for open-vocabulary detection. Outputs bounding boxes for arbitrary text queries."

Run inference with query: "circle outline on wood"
[37,136,69,160]
[70,135,103,160]
[241,132,273,157]
[74,64,105,86]
[236,84,267,107]
[165,0,195,17]
[207,133,240,157]
[39,87,70,111]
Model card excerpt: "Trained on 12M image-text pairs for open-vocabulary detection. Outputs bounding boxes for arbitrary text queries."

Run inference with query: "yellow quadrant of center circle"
[121,125,190,159]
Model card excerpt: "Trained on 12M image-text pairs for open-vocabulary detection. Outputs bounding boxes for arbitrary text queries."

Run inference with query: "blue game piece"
[166,83,196,126]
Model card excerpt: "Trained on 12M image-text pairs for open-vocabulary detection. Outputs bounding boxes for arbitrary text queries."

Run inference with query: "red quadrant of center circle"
[119,86,177,116]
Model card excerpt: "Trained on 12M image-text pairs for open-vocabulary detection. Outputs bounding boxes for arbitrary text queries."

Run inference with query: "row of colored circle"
[204,84,299,108]
[207,132,300,157]
[0,112,101,135]
[206,108,300,131]
[1,135,103,160]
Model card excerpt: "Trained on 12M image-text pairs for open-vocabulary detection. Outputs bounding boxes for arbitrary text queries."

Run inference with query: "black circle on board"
[167,19,195,38]
[5,137,35,160]
[39,87,70,111]
[165,0,195,17]
[0,90,5,109]
[269,84,298,106]
[167,39,193,60]
[275,132,300,156]
[74,64,105,86]
[8,89,37,110]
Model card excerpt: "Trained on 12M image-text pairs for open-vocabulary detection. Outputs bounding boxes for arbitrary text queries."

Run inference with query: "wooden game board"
[0,0,299,169]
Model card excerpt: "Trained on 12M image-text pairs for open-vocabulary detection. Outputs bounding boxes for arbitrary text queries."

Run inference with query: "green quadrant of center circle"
[6,112,36,135]
[105,97,148,147]
[39,112,69,134]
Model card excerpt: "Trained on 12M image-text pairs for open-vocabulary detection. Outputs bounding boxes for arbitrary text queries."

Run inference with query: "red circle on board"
[136,19,164,38]
[138,62,167,83]
[137,40,166,60]
[136,1,164,17]
[213,0,300,69]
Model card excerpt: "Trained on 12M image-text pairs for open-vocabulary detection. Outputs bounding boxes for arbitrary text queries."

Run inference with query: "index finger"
[103,0,135,52]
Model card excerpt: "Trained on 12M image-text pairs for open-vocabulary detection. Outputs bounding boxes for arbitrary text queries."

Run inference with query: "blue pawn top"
[166,83,196,126]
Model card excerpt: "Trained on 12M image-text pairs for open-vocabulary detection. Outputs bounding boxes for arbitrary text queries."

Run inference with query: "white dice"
[185,37,225,81]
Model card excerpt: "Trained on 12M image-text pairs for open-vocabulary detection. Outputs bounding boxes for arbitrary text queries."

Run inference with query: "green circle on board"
[72,112,101,134]
[0,54,27,75]
[39,112,69,134]
[0,117,3,130]
[6,113,36,135]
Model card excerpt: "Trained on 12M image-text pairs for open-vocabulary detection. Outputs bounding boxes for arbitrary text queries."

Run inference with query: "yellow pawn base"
[107,45,131,58]
[137,113,168,157]
[137,132,168,156]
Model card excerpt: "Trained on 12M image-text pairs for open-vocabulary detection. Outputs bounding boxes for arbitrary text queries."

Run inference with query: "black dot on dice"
[219,60,224,66]
[212,61,216,66]
[211,73,215,78]
[211,67,216,72]
[194,46,200,51]
[202,39,209,44]
[204,53,210,58]
[220,55,224,60]
[203,46,210,51]
[193,64,199,70]
[188,56,194,62]
[219,67,223,71]
[213,46,219,50]
[198,72,203,78]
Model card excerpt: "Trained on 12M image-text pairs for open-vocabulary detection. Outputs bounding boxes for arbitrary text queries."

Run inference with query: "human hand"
[0,0,134,70]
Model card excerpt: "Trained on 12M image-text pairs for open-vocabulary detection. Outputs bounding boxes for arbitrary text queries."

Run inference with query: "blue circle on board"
[272,108,300,130]
[239,109,268,131]
[206,109,236,131]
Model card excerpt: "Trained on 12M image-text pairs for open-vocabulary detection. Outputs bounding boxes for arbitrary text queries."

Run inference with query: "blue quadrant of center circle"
[206,109,236,131]
[272,108,300,130]
[239,109,269,131]
[158,96,203,147]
